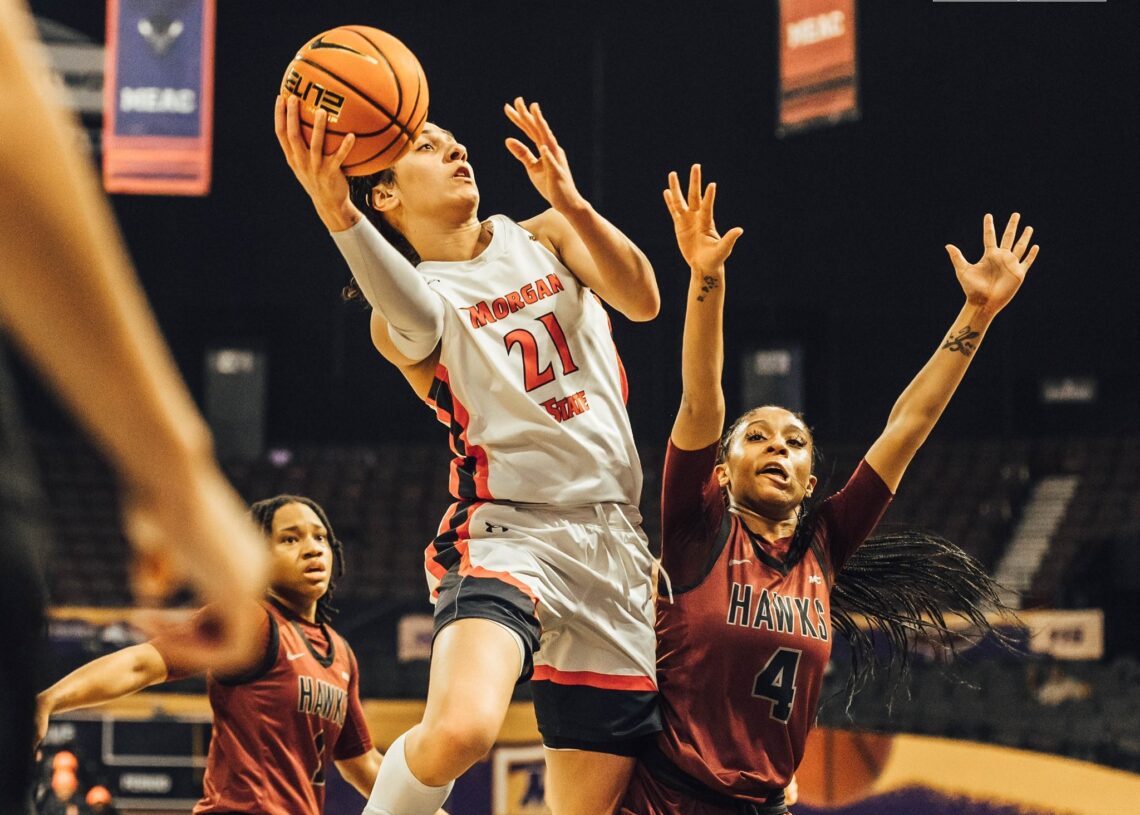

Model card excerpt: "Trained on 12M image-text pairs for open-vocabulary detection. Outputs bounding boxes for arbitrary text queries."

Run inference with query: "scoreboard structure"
[44,713,211,810]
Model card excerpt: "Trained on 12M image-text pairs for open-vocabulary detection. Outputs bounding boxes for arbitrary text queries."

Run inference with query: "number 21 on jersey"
[504,312,579,392]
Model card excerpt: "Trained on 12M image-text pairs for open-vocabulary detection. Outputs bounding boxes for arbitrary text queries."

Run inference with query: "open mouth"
[453,166,472,179]
[757,463,789,481]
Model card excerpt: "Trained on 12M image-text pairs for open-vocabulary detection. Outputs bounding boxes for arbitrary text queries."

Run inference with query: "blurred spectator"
[1035,663,1093,707]
[84,786,117,815]
[38,769,88,815]
[50,752,77,775]
[32,748,50,810]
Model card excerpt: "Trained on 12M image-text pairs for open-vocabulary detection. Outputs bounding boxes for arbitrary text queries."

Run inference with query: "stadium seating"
[32,432,1140,771]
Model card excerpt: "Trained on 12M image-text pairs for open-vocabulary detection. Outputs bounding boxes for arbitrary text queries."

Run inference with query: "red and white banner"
[777,0,859,136]
[103,0,215,195]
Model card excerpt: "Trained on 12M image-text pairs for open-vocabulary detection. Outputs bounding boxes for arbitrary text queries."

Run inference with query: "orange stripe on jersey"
[532,665,657,692]
[614,345,629,405]
[458,560,540,605]
[426,500,484,597]
[424,365,453,426]
[595,295,630,405]
[433,364,492,500]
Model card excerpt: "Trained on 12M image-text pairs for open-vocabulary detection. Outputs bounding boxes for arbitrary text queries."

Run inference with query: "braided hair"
[342,169,421,304]
[829,530,1017,706]
[717,408,1018,706]
[249,495,345,624]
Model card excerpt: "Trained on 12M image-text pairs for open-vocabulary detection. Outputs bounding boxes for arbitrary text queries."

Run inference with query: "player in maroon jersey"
[35,496,396,815]
[619,165,1038,814]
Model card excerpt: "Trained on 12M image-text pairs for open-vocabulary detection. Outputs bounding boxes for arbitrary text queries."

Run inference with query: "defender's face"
[717,406,817,519]
[268,502,332,601]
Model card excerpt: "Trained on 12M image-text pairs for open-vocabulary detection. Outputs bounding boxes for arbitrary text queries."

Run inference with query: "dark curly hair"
[342,169,420,304]
[249,495,345,624]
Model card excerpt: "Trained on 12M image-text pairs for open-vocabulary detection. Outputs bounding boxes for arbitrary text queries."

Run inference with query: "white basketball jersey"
[420,214,642,506]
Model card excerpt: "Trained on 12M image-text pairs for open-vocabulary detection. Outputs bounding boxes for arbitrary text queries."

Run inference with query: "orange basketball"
[280,25,429,176]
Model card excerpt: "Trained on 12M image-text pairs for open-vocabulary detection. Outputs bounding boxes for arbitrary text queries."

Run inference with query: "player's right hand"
[274,94,360,232]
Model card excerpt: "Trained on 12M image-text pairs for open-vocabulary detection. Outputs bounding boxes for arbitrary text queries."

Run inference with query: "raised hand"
[274,95,358,230]
[503,97,587,214]
[663,164,743,273]
[945,213,1039,316]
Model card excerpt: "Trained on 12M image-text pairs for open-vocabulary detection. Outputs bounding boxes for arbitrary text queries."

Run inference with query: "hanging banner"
[777,0,859,137]
[1026,608,1104,661]
[103,0,215,195]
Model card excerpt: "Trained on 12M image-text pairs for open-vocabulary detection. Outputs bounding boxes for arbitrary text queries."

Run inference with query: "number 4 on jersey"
[752,647,802,723]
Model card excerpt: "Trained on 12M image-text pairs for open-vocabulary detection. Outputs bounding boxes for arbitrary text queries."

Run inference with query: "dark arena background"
[17,1,1140,813]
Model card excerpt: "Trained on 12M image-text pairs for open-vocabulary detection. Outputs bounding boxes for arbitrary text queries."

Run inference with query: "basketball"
[279,25,429,176]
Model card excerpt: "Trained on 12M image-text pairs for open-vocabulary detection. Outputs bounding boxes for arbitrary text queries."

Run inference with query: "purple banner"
[103,0,214,195]
[797,786,1059,815]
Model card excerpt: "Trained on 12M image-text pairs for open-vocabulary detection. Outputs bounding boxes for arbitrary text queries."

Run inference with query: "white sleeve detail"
[330,219,444,361]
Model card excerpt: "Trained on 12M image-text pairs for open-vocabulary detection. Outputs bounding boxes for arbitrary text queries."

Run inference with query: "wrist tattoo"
[695,275,720,302]
[942,325,980,357]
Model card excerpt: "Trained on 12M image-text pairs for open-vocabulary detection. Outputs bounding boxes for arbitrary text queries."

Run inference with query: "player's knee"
[420,718,498,765]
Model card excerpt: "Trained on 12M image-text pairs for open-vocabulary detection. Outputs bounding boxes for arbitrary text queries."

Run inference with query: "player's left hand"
[503,98,587,214]
[945,212,1039,317]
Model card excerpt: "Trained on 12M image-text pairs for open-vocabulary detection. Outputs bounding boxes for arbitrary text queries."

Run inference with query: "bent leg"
[407,617,521,782]
[364,618,522,815]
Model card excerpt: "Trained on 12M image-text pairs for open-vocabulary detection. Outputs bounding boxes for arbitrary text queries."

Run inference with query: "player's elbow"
[130,645,170,687]
[623,287,661,322]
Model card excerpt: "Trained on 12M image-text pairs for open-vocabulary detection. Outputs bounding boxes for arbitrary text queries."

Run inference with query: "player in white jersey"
[276,95,660,815]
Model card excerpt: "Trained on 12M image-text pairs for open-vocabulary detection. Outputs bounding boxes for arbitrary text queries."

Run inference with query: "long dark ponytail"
[829,530,1018,706]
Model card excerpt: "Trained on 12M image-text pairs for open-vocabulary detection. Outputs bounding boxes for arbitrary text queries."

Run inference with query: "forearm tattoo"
[695,275,720,302]
[942,325,980,357]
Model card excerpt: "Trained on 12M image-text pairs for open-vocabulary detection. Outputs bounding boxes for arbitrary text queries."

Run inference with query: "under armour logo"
[808,575,822,584]
[484,522,510,534]
[137,17,184,56]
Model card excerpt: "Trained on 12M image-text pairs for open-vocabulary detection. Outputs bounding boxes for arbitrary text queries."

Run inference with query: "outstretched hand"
[503,98,587,214]
[945,213,1039,316]
[274,95,358,229]
[120,468,267,676]
[663,164,743,272]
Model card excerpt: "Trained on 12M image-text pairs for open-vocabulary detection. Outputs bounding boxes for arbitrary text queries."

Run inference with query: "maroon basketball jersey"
[189,600,372,815]
[652,441,891,801]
